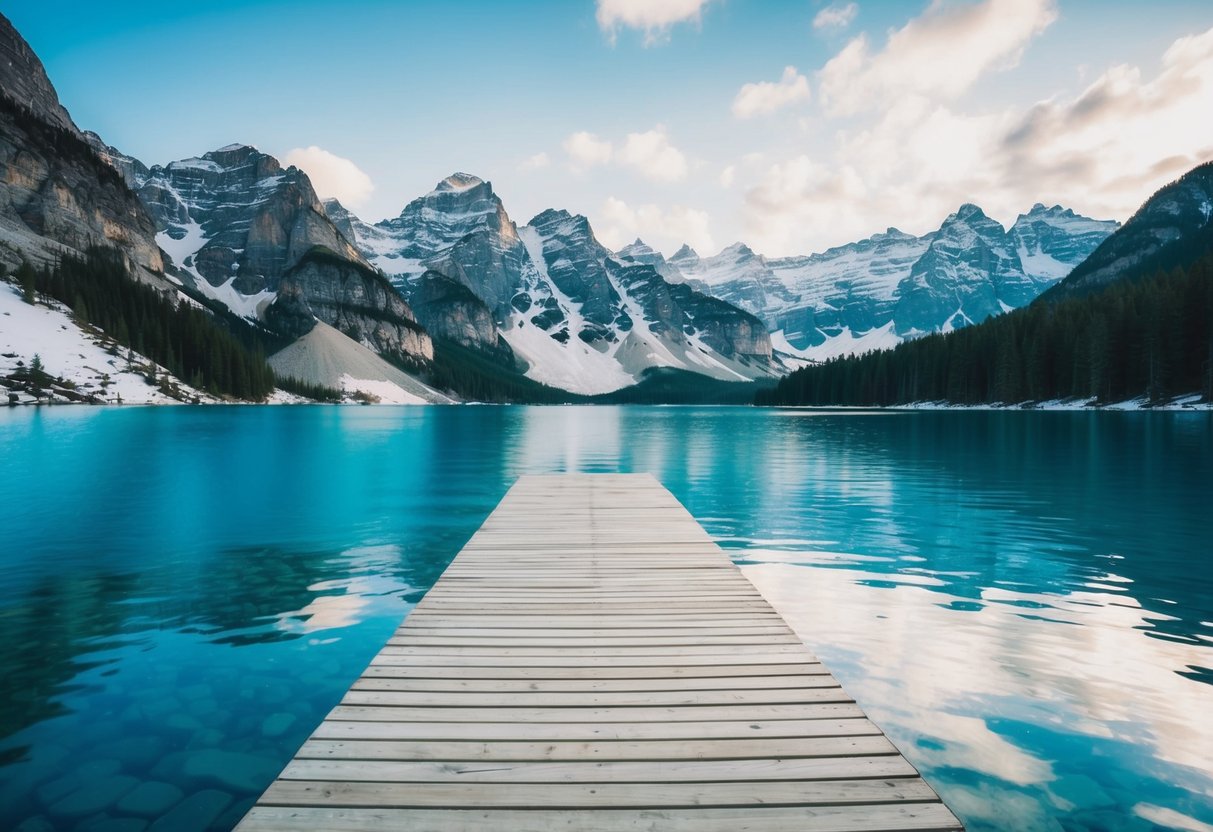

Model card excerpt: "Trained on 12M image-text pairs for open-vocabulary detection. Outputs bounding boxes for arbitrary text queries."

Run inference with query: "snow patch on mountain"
[0,283,209,404]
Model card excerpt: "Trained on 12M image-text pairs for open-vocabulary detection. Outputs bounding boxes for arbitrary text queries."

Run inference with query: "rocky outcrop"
[267,247,432,365]
[137,144,366,294]
[0,14,76,135]
[526,209,629,344]
[0,14,164,279]
[84,131,151,190]
[405,270,503,355]
[607,259,771,359]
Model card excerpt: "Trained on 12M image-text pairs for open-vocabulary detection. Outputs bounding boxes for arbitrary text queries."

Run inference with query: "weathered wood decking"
[237,474,962,831]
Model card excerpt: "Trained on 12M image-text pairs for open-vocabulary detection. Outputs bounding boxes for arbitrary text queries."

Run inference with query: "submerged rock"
[181,750,279,792]
[146,789,231,832]
[115,781,183,817]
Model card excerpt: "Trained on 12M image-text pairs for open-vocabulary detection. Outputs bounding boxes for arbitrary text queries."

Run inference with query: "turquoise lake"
[0,405,1211,831]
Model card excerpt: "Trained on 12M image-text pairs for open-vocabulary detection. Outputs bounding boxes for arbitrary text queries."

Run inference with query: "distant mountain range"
[322,175,778,394]
[618,203,1118,361]
[762,161,1213,407]
[0,11,1181,406]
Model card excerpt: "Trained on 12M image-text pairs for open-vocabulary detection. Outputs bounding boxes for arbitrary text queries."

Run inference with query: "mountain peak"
[200,144,278,172]
[0,14,79,136]
[870,227,913,243]
[954,203,987,222]
[670,244,700,262]
[617,238,656,257]
[434,172,486,193]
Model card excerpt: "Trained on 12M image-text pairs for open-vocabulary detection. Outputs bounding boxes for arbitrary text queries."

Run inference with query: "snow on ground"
[155,220,207,282]
[772,322,902,363]
[1018,248,1071,282]
[194,276,276,320]
[156,220,276,320]
[894,395,1211,411]
[266,389,312,404]
[0,282,208,404]
[337,375,426,404]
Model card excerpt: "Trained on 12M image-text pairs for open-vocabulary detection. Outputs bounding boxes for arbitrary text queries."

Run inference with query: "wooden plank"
[294,737,898,764]
[351,674,836,692]
[310,717,881,742]
[258,778,938,809]
[238,804,963,832]
[236,474,962,831]
[359,663,828,680]
[327,702,859,723]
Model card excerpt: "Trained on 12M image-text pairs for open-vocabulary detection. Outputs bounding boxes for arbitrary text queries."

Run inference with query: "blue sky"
[7,1,1213,255]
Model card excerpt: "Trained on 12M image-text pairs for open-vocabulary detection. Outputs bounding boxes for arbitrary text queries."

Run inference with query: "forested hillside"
[21,249,277,400]
[758,250,1213,407]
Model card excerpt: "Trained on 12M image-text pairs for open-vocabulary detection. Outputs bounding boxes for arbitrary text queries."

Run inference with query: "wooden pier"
[237,474,962,831]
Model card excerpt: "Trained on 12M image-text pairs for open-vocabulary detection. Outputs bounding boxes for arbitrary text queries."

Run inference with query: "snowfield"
[0,282,211,404]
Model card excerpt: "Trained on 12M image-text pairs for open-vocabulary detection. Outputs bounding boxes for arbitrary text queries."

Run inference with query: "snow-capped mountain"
[329,175,781,394]
[766,228,933,355]
[894,203,1036,334]
[657,204,1117,360]
[1045,161,1213,299]
[123,144,432,366]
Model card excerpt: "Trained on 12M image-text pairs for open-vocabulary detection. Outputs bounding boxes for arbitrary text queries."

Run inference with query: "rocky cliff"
[129,144,433,365]
[0,14,164,279]
[266,247,432,365]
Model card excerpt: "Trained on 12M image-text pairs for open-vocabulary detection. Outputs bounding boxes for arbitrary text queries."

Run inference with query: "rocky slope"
[0,14,164,280]
[1044,162,1213,299]
[331,175,780,394]
[662,203,1117,359]
[128,144,432,364]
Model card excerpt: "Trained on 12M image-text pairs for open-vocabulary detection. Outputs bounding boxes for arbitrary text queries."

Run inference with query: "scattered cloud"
[596,0,712,46]
[818,0,1058,116]
[599,196,715,254]
[519,151,550,171]
[563,127,689,182]
[732,66,811,119]
[617,128,688,181]
[994,25,1213,215]
[744,25,1213,255]
[563,131,614,169]
[813,3,858,32]
[719,165,736,188]
[283,146,374,208]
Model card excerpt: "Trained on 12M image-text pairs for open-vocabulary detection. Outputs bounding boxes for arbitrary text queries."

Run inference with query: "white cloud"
[617,128,688,182]
[732,66,811,119]
[719,165,736,188]
[596,0,712,45]
[519,152,550,171]
[819,0,1058,116]
[994,25,1213,217]
[283,146,374,208]
[563,131,614,169]
[813,3,858,32]
[598,196,715,255]
[744,25,1213,255]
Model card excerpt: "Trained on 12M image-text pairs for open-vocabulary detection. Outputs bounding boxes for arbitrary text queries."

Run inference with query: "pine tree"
[17,262,37,305]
